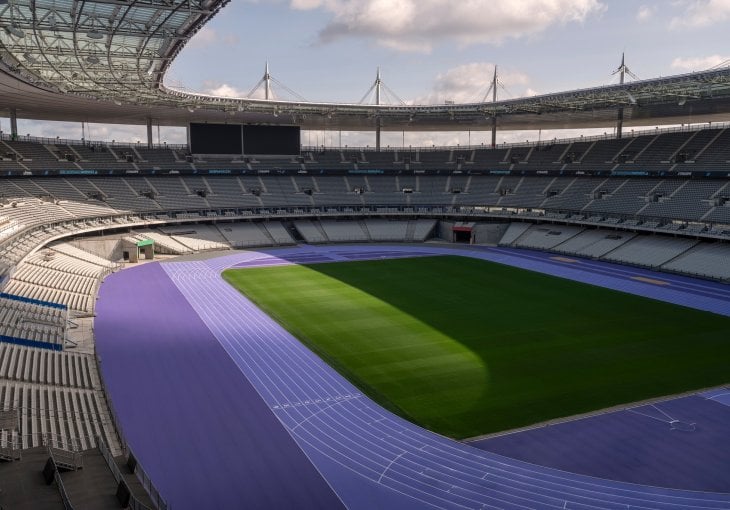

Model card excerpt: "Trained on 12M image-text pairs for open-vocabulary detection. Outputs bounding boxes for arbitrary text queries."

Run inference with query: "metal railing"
[45,436,82,510]
[0,425,116,463]
[43,433,82,453]
[132,458,167,510]
[304,121,730,152]
[0,132,187,151]
[0,432,21,461]
[98,435,162,510]
[3,121,729,153]
[93,350,169,510]
[54,470,75,510]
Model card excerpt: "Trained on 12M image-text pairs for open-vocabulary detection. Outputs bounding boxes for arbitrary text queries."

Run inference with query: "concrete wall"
[436,220,455,242]
[472,223,509,245]
[70,237,124,262]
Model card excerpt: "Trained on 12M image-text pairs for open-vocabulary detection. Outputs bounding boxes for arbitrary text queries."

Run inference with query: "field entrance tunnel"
[452,223,474,243]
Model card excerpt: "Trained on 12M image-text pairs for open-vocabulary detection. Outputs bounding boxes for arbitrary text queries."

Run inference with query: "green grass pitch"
[222,255,730,439]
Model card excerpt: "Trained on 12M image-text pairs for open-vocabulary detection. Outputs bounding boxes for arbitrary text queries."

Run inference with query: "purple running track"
[94,263,345,510]
[700,388,730,407]
[470,395,730,492]
[95,245,730,509]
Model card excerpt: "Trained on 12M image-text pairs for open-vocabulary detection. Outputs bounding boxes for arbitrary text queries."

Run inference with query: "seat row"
[0,381,119,454]
[2,280,94,314]
[0,296,66,346]
[0,343,94,389]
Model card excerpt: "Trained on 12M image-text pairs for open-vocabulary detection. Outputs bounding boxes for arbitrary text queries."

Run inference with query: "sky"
[4,0,730,147]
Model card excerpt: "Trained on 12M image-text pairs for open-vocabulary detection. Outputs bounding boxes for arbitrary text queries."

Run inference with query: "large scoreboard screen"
[189,123,242,155]
[189,123,300,155]
[242,125,300,155]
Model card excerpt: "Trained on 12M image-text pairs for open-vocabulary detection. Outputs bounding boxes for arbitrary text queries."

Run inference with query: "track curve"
[96,244,730,509]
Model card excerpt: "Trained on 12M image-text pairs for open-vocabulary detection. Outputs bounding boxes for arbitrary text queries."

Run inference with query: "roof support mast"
[246,63,306,102]
[617,54,626,139]
[491,66,498,148]
[613,53,638,139]
[359,68,405,152]
[375,67,382,152]
[264,62,272,101]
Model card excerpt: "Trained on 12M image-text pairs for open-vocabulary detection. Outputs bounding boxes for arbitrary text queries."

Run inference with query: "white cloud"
[291,0,328,8]
[186,26,240,49]
[292,0,605,53]
[670,0,730,28]
[415,63,532,105]
[636,5,655,21]
[186,27,218,48]
[670,54,730,72]
[200,80,265,100]
[201,81,249,98]
[199,77,305,101]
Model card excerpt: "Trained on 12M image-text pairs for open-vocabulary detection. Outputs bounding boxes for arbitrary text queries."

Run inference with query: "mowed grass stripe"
[223,256,730,438]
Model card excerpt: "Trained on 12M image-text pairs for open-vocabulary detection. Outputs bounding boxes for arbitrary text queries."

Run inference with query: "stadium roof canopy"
[2,0,730,132]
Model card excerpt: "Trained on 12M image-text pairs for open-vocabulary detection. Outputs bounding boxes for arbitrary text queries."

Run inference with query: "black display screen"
[190,124,300,155]
[243,125,300,155]
[189,123,242,155]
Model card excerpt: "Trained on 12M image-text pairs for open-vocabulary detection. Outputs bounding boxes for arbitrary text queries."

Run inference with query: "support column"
[616,108,624,140]
[146,117,153,149]
[375,119,381,152]
[10,108,18,139]
[491,116,497,148]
